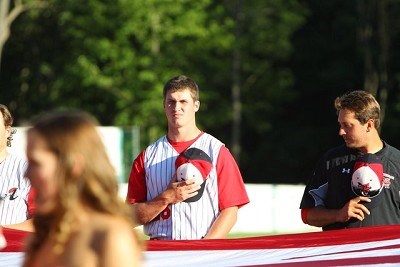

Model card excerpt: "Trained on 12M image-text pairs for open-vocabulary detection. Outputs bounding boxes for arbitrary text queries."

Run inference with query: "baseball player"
[0,104,34,231]
[126,75,249,240]
[300,90,400,230]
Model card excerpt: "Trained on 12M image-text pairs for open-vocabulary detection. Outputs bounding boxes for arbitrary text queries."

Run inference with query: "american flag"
[2,225,400,266]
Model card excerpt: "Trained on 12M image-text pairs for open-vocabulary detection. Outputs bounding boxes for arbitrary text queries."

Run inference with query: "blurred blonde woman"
[23,110,142,267]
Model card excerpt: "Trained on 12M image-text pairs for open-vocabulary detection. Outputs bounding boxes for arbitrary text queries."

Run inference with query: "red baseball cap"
[175,147,212,202]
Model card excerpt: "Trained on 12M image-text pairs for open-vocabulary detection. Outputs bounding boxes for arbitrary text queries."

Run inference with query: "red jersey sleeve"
[126,150,147,204]
[27,188,35,218]
[216,146,249,210]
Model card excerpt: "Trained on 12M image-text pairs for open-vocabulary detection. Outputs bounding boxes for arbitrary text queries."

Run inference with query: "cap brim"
[184,181,206,203]
[357,188,383,210]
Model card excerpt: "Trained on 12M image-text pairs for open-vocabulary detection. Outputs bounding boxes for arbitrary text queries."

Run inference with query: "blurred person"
[126,75,249,240]
[23,110,141,267]
[300,90,400,230]
[0,104,34,232]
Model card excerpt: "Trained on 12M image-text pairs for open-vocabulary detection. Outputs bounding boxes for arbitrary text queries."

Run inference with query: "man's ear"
[5,126,12,137]
[366,118,375,132]
[194,100,200,112]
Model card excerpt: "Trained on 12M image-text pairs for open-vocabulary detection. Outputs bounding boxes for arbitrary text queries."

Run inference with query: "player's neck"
[167,126,202,142]
[0,149,9,164]
[360,134,384,154]
[366,139,384,154]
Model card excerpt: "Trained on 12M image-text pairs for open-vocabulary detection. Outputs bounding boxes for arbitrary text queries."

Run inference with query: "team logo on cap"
[175,147,212,202]
[351,153,384,200]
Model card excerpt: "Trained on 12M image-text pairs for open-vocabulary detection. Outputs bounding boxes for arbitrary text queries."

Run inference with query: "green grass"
[137,230,295,240]
[228,232,270,238]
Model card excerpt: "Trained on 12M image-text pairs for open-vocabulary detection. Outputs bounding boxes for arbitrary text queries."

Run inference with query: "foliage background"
[1,0,400,184]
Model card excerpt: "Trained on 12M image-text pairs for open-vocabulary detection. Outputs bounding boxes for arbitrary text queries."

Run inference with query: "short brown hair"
[163,75,200,102]
[334,90,381,128]
[0,104,16,147]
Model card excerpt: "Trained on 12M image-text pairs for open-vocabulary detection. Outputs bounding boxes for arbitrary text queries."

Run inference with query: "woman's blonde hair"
[24,110,138,262]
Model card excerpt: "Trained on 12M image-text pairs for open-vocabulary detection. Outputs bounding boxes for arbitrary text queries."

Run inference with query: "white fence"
[231,184,319,234]
[9,127,126,182]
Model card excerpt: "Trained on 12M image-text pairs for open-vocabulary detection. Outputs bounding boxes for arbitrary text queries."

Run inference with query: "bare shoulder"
[45,213,142,267]
[85,213,142,267]
[86,213,136,240]
[91,213,132,228]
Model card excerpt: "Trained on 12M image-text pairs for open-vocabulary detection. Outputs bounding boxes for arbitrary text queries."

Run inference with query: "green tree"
[0,0,48,71]
[2,0,315,184]
[288,0,400,184]
[1,0,235,144]
[222,0,307,183]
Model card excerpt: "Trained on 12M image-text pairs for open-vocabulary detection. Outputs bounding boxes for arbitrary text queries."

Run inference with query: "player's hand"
[167,178,201,203]
[337,196,371,222]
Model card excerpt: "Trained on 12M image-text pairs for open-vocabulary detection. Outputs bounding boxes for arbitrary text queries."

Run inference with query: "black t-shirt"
[300,141,400,230]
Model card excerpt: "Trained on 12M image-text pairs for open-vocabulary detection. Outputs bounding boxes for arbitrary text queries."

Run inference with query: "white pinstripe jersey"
[144,133,223,240]
[0,154,30,225]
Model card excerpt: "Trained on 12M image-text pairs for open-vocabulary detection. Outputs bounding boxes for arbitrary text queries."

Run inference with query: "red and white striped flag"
[2,225,400,266]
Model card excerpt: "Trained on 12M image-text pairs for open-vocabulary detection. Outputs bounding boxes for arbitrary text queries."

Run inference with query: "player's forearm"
[203,206,238,239]
[306,206,339,227]
[132,194,171,225]
[3,219,34,232]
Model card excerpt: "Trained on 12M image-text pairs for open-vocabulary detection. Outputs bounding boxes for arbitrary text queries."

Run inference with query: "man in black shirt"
[300,90,400,230]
